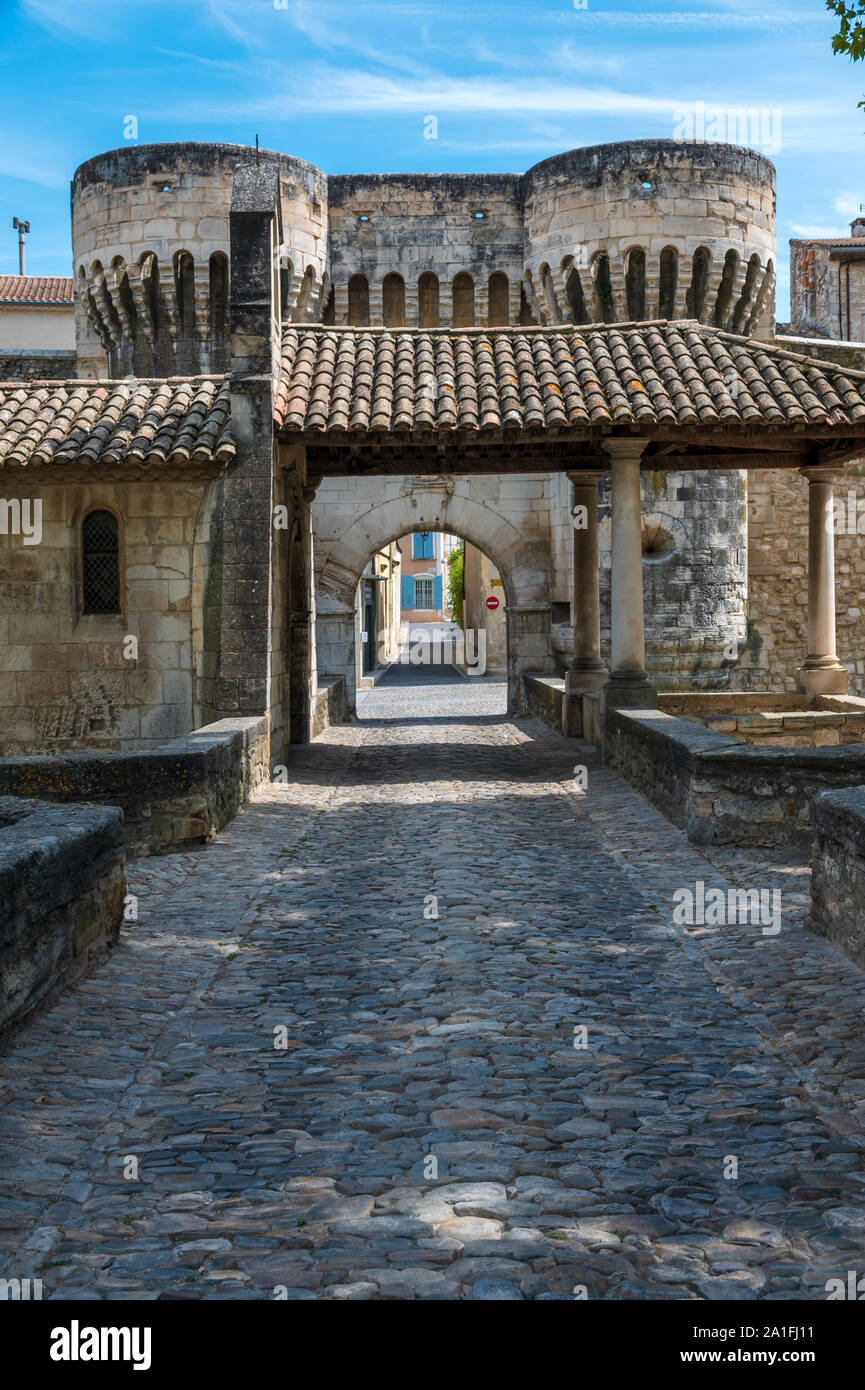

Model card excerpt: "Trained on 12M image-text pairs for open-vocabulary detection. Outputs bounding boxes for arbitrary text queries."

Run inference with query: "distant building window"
[412,532,434,559]
[82,510,120,614]
[414,576,434,609]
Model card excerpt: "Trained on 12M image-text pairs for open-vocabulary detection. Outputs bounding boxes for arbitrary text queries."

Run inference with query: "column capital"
[800,465,842,485]
[602,438,648,465]
[567,469,605,487]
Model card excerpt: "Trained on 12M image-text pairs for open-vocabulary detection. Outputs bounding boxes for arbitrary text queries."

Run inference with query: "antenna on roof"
[12,217,30,276]
[255,134,260,166]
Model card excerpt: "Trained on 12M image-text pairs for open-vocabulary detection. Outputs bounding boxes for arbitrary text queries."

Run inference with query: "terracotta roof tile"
[0,376,234,469]
[274,321,865,437]
[0,275,74,306]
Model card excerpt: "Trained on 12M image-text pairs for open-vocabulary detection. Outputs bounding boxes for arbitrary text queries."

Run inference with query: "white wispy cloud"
[791,223,849,238]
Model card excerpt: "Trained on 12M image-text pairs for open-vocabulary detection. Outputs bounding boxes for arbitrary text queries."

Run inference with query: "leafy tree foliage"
[447,545,465,630]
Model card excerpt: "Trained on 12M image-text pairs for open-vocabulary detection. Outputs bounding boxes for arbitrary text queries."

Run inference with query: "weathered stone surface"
[2,675,865,1300]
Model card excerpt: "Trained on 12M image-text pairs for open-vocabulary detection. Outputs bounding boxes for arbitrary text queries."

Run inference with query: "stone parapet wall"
[0,715,268,856]
[811,787,865,968]
[0,349,76,380]
[0,795,124,1040]
[659,692,865,746]
[522,673,565,733]
[606,706,865,847]
[311,676,349,738]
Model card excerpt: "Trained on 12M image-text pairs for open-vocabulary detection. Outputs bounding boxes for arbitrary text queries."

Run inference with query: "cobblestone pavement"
[3,669,865,1301]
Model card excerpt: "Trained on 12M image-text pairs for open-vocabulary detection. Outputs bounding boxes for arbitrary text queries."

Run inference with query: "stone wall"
[745,460,865,695]
[0,715,268,856]
[310,676,349,739]
[790,240,865,341]
[71,143,327,378]
[328,173,523,326]
[522,673,565,733]
[605,706,865,847]
[0,478,220,754]
[0,795,124,1040]
[524,141,776,335]
[0,349,76,380]
[811,787,865,968]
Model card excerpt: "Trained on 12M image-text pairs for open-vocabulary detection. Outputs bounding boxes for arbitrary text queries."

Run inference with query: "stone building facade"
[6,134,862,762]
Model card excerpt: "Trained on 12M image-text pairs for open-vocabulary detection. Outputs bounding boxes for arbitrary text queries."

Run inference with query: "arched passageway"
[311,478,555,714]
[352,530,509,720]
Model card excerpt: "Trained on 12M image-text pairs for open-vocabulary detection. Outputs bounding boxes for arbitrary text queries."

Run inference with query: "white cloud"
[791,224,849,238]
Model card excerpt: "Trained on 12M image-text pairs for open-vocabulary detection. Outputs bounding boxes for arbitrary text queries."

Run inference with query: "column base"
[563,666,608,737]
[601,676,658,717]
[797,664,849,696]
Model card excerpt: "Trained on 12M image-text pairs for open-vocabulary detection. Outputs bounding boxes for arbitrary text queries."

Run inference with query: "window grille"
[82,510,120,613]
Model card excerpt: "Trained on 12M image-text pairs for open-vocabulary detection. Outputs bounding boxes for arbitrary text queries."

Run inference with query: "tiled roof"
[274,321,865,435]
[0,377,234,469]
[0,275,74,306]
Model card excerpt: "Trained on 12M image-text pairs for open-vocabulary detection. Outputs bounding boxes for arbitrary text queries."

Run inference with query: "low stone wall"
[311,676,349,738]
[605,708,731,835]
[0,348,76,381]
[606,707,865,847]
[0,796,124,1040]
[660,693,865,747]
[0,716,268,856]
[812,787,865,968]
[522,673,565,733]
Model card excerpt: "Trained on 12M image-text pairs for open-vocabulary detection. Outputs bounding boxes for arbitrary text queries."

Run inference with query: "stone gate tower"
[70,138,777,691]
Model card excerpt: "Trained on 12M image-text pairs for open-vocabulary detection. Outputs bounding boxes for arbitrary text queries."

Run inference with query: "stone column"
[602,438,657,711]
[798,466,849,696]
[563,470,607,736]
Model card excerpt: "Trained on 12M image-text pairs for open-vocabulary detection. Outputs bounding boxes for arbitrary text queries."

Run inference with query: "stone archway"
[311,476,555,712]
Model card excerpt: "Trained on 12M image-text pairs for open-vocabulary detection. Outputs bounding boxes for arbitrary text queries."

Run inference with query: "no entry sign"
[485,596,500,610]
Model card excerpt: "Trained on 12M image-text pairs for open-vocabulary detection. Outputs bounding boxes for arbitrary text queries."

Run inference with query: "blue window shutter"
[433,575,443,612]
[424,534,434,559]
[402,574,415,609]
[412,533,423,558]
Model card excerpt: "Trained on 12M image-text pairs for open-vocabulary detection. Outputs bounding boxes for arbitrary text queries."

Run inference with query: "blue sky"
[1,0,863,315]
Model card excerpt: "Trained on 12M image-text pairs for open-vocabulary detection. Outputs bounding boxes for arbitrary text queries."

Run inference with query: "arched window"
[82,510,120,614]
[488,271,509,326]
[658,247,678,319]
[418,271,439,328]
[348,273,369,326]
[382,272,405,327]
[686,247,711,319]
[625,247,646,321]
[452,272,474,328]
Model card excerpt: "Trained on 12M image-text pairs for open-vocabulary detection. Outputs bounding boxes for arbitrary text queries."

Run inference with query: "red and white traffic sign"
[485,596,500,610]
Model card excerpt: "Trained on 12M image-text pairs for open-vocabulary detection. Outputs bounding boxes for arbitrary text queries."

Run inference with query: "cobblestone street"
[3,668,865,1301]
